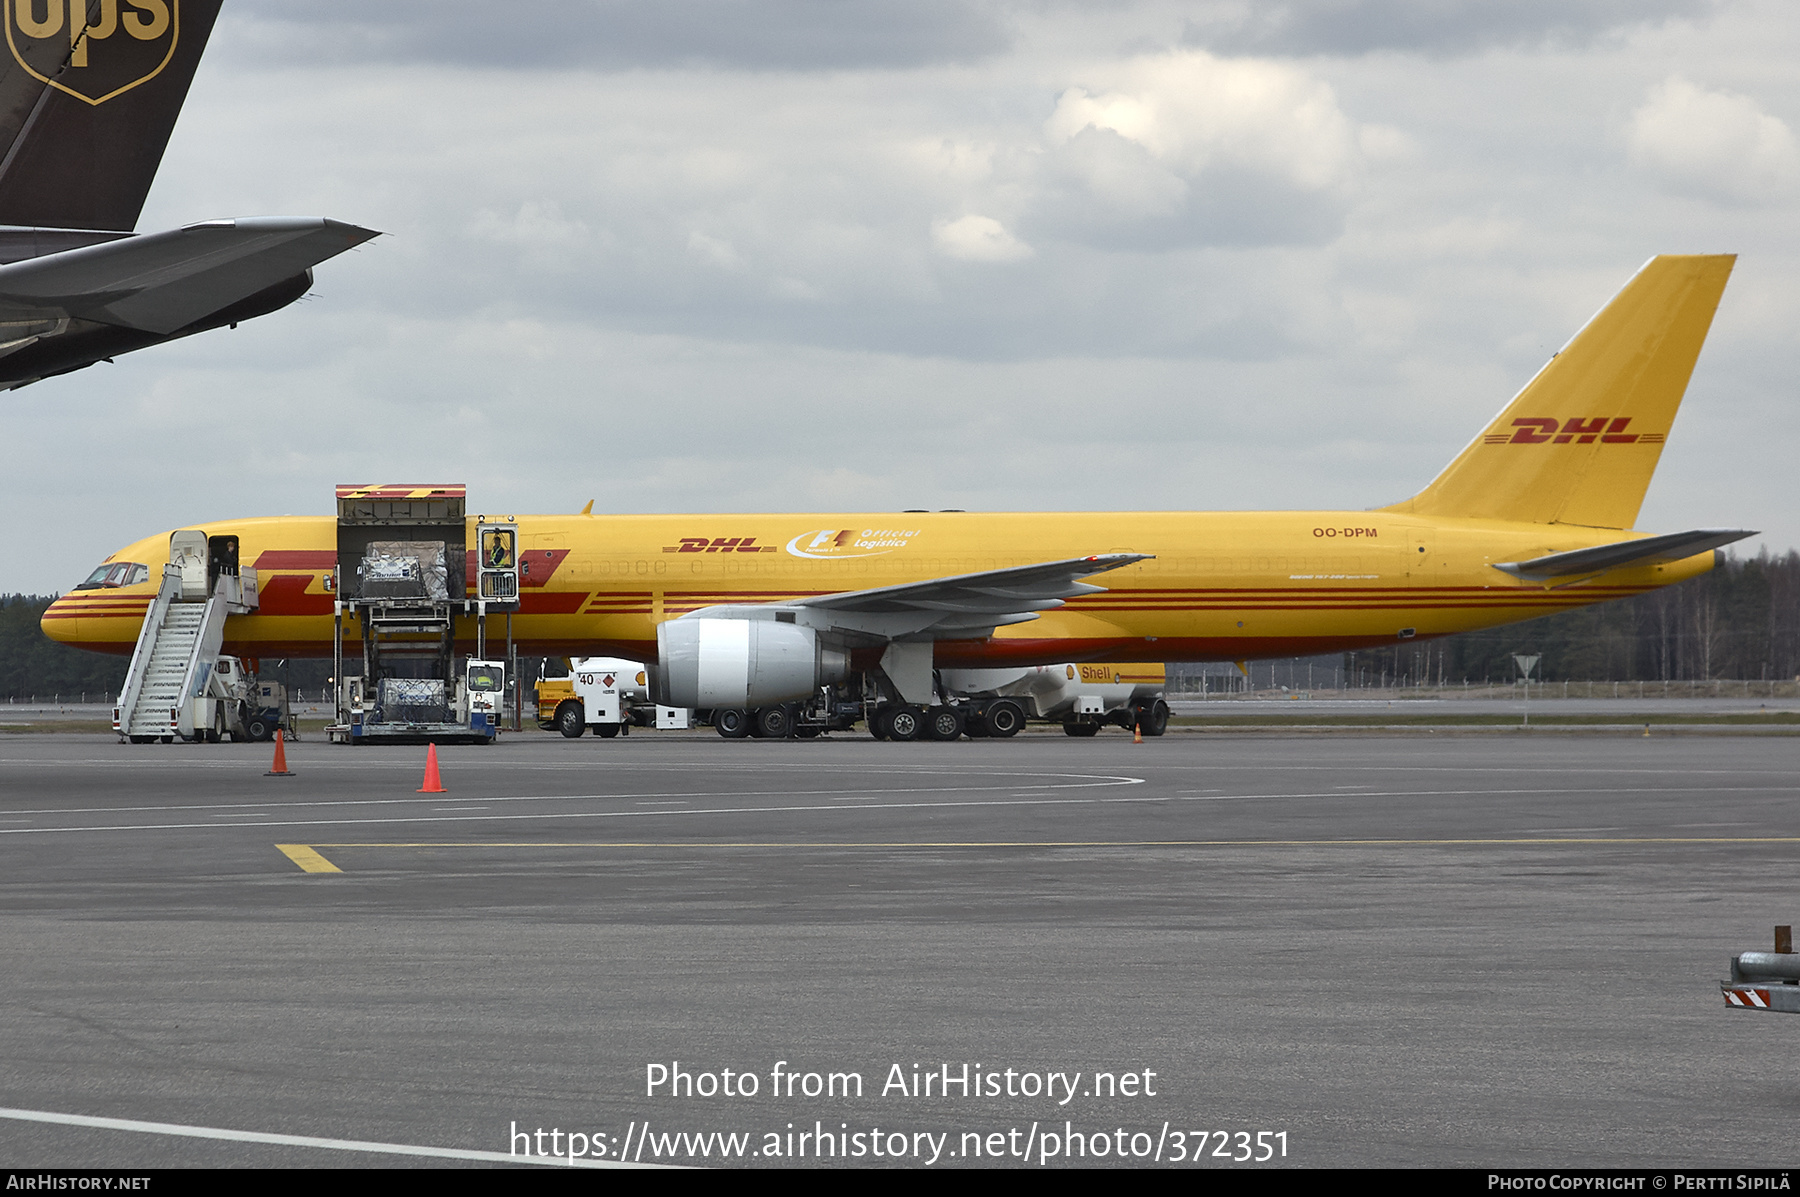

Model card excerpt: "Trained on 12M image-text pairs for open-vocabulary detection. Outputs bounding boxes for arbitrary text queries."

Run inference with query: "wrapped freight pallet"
[377,677,447,724]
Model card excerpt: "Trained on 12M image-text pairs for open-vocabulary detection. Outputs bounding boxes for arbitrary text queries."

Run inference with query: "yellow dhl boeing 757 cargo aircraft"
[43,254,1753,719]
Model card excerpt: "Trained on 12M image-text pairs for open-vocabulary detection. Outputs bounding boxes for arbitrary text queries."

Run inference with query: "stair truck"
[114,530,260,743]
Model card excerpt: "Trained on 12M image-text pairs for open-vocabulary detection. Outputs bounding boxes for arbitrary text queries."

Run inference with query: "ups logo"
[6,1,177,106]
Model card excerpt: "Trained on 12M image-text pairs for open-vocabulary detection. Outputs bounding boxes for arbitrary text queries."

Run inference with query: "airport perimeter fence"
[0,690,342,706]
[1166,678,1800,701]
[5,692,114,706]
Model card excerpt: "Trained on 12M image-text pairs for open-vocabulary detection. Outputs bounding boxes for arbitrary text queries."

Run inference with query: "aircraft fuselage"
[40,510,1715,667]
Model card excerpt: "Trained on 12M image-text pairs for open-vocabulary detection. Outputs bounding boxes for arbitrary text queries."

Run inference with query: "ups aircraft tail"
[1385,254,1735,530]
[0,0,224,232]
[0,1,377,390]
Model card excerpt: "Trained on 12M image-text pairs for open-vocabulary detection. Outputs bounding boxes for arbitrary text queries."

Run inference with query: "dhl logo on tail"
[1482,418,1663,445]
[6,0,177,105]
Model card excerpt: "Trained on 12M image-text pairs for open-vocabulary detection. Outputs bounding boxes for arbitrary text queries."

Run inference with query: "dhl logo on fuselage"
[785,528,922,559]
[1482,417,1664,446]
[6,1,177,105]
[662,537,777,554]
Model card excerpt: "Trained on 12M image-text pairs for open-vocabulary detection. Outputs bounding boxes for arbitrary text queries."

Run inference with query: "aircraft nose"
[40,597,80,646]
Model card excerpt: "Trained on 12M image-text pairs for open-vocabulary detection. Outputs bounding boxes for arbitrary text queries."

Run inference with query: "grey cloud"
[1027,128,1349,252]
[399,211,1323,364]
[1183,0,1716,57]
[229,0,1012,71]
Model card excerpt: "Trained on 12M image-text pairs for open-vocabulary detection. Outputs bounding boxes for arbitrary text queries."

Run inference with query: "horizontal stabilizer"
[1494,529,1755,580]
[0,217,380,333]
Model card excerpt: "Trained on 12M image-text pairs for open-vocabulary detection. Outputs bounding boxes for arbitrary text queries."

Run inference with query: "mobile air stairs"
[114,530,259,743]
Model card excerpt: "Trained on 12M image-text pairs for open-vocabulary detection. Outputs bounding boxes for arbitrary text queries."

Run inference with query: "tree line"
[1349,551,1800,685]
[0,594,129,699]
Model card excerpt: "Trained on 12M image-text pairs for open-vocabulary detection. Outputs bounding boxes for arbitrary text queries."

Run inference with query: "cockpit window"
[74,562,149,590]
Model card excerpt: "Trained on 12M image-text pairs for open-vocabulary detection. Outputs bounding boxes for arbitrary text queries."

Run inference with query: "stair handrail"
[173,591,233,735]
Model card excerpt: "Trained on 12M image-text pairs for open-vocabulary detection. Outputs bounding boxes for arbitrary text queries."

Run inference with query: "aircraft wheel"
[922,705,963,741]
[753,705,792,738]
[1062,721,1100,737]
[1139,699,1171,737]
[595,722,621,738]
[556,702,587,738]
[885,705,924,742]
[981,699,1025,738]
[714,708,751,738]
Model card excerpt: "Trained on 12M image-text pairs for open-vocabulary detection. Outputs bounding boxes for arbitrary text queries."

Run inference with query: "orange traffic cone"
[1133,721,1143,745]
[418,742,446,793]
[264,728,295,777]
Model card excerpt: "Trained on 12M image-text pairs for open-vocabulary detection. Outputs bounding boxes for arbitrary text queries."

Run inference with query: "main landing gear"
[867,699,1021,742]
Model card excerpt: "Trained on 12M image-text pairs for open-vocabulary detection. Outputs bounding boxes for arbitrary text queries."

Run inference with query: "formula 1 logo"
[1483,417,1664,446]
[6,0,177,105]
[785,528,921,559]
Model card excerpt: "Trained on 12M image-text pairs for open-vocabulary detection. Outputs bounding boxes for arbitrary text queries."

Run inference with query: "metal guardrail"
[1722,925,1800,1013]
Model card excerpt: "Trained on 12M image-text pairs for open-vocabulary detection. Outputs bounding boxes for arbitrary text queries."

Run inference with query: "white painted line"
[0,771,1141,818]
[4,780,1795,838]
[0,788,1146,836]
[1517,826,1626,833]
[0,1105,659,1169]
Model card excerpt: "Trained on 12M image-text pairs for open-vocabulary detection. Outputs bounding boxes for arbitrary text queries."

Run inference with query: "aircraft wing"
[689,552,1153,641]
[0,217,380,334]
[1494,528,1756,580]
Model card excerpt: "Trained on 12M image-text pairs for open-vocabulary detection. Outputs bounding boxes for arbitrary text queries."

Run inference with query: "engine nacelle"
[652,617,849,709]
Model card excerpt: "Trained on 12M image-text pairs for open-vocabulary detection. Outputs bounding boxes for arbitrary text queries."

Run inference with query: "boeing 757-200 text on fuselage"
[43,255,1752,713]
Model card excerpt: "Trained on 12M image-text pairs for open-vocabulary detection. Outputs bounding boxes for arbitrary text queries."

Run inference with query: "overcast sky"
[12,0,1799,592]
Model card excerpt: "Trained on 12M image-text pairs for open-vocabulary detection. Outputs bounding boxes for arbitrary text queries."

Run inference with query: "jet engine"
[653,617,850,708]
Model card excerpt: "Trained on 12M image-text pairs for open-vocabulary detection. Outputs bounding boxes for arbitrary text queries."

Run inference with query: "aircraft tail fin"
[1384,254,1735,529]
[0,0,224,231]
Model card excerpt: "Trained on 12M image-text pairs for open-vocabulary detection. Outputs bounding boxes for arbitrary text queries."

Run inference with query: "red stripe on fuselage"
[257,575,333,617]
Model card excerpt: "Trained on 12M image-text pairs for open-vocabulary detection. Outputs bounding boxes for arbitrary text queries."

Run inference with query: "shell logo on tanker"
[785,528,922,559]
